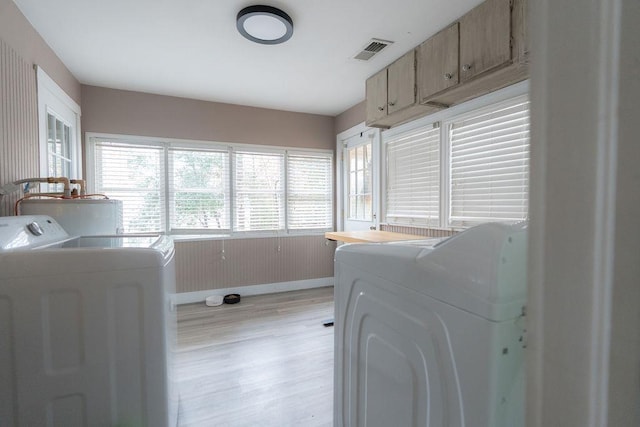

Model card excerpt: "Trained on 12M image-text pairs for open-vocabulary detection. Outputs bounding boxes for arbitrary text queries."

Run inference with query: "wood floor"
[176,287,335,427]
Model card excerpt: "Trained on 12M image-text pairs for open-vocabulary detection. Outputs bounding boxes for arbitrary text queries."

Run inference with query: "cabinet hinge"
[509,0,514,10]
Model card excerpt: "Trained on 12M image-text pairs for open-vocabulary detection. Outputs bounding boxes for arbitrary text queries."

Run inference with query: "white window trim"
[381,80,530,230]
[36,66,82,179]
[85,132,333,238]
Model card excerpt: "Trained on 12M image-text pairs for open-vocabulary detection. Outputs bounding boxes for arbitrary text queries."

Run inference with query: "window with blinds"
[89,136,332,235]
[234,151,285,232]
[287,153,333,230]
[448,96,530,226]
[386,125,440,226]
[93,141,165,233]
[169,148,230,232]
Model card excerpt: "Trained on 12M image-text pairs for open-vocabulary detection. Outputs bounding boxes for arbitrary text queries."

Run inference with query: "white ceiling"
[13,0,483,116]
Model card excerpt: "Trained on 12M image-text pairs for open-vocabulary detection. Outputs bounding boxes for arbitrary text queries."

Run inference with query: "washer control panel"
[0,215,69,251]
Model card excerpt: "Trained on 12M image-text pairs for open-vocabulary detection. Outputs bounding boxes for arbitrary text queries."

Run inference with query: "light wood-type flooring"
[176,287,335,427]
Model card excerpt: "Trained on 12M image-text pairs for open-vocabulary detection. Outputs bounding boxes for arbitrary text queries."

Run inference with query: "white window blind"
[448,96,530,226]
[169,148,230,232]
[234,151,285,231]
[287,153,333,230]
[386,125,440,226]
[93,141,165,233]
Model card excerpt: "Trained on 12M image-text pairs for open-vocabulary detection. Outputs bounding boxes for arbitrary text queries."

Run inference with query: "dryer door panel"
[342,279,464,427]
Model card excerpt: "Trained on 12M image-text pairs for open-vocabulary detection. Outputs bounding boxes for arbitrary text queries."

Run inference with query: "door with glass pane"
[342,131,379,231]
[37,67,81,184]
[46,113,73,177]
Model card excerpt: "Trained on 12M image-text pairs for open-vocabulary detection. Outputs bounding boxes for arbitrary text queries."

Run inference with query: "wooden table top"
[324,230,425,244]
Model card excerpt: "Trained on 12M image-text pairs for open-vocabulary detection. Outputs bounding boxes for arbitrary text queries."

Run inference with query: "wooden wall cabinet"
[365,68,388,124]
[365,0,528,129]
[365,51,441,129]
[459,0,511,82]
[417,23,460,104]
[420,0,529,107]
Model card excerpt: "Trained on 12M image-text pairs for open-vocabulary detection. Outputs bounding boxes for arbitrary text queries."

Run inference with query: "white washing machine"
[334,222,527,427]
[0,215,177,427]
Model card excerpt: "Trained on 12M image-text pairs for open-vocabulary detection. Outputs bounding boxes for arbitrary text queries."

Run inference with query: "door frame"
[335,122,381,231]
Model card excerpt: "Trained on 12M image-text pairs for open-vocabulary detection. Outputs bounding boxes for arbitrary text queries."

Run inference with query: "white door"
[37,67,82,181]
[339,128,380,231]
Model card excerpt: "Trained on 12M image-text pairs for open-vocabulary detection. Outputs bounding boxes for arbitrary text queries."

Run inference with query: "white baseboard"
[172,277,335,305]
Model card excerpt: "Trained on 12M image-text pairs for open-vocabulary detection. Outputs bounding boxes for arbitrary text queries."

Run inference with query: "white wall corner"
[528,0,638,426]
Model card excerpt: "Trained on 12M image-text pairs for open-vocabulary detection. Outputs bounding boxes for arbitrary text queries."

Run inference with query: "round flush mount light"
[236,5,294,45]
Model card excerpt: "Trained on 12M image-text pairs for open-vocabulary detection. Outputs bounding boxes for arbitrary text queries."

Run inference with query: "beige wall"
[0,0,80,215]
[0,40,39,216]
[81,85,335,149]
[334,100,365,135]
[0,0,80,104]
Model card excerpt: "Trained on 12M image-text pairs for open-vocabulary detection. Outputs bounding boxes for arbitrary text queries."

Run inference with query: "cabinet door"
[417,23,459,103]
[387,51,416,115]
[366,69,388,124]
[459,0,511,82]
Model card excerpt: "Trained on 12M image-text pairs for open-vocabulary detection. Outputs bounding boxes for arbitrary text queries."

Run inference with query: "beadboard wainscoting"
[174,235,337,300]
[380,224,457,238]
[0,40,39,216]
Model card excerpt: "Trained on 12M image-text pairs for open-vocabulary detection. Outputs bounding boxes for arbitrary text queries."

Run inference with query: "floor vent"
[353,39,394,61]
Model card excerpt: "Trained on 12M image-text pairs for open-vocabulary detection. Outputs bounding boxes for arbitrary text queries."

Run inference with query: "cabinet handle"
[444,73,453,80]
[388,101,396,106]
[462,64,472,72]
[377,106,385,111]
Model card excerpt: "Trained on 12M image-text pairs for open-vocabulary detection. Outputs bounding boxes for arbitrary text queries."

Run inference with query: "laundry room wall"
[81,86,337,295]
[334,101,365,135]
[0,0,81,216]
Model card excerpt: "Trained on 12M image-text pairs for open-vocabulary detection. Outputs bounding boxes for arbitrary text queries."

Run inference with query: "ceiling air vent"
[353,39,394,61]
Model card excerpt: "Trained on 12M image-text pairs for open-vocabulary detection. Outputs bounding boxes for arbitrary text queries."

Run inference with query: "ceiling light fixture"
[236,5,294,45]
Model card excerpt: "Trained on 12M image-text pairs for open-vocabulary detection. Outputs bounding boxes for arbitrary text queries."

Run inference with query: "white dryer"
[334,222,527,427]
[0,215,177,427]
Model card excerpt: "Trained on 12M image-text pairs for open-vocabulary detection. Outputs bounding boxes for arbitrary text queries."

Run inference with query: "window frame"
[385,123,441,227]
[286,150,335,231]
[86,133,333,237]
[381,80,530,230]
[445,94,530,227]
